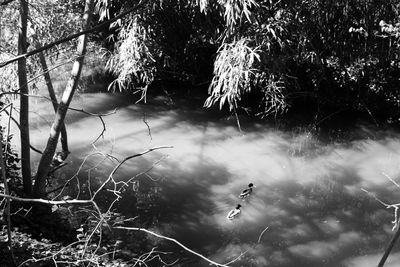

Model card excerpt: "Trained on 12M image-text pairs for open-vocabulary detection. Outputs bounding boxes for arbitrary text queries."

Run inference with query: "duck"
[227,204,241,220]
[239,183,255,199]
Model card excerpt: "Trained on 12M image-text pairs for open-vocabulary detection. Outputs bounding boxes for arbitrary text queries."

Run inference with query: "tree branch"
[33,0,95,196]
[114,226,232,267]
[92,146,173,199]
[2,109,43,154]
[0,193,101,216]
[0,0,149,68]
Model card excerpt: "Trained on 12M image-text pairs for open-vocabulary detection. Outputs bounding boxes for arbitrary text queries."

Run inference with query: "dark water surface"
[23,92,400,266]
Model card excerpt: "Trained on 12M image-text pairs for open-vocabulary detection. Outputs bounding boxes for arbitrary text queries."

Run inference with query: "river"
[22,90,400,266]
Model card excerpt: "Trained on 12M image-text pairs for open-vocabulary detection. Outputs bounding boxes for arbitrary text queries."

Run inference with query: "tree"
[1,0,84,196]
[33,0,94,196]
[17,0,31,195]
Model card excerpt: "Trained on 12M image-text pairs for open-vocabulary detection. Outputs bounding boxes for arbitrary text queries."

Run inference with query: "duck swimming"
[227,204,241,220]
[239,183,255,199]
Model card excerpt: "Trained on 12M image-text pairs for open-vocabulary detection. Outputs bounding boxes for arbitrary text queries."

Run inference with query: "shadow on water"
[26,92,400,267]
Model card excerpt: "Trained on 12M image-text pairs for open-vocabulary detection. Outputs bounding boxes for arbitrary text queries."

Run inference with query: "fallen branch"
[114,226,231,267]
[0,193,101,216]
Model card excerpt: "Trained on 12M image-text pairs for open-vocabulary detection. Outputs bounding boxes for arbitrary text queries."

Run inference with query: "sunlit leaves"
[106,17,155,99]
[218,0,258,34]
[379,20,400,39]
[256,73,287,117]
[95,0,111,21]
[0,56,17,93]
[193,0,209,13]
[205,38,261,110]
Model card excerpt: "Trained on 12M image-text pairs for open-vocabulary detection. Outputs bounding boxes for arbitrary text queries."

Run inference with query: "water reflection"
[27,93,400,266]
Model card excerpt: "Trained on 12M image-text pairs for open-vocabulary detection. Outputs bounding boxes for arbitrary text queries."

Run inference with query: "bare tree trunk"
[35,46,69,154]
[33,0,94,197]
[18,0,31,195]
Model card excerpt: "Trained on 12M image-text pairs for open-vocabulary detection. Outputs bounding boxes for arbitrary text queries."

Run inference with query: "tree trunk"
[33,0,94,197]
[35,45,69,154]
[18,0,31,195]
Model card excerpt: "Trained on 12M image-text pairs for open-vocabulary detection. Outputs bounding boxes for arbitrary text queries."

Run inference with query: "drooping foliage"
[101,0,400,119]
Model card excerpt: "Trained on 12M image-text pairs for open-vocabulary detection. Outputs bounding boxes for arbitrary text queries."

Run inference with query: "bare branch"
[115,226,232,267]
[0,193,99,209]
[4,92,117,118]
[223,250,248,266]
[67,107,117,144]
[382,172,400,189]
[92,146,173,199]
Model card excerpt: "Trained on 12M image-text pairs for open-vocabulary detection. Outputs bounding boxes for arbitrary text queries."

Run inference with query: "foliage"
[1,131,20,183]
[204,38,261,110]
[105,17,156,99]
[0,0,85,95]
[101,0,222,93]
[100,0,400,119]
[0,2,19,94]
[0,121,21,221]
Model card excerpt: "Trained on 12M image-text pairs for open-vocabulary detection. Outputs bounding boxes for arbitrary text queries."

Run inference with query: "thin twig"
[142,113,152,140]
[361,188,388,206]
[92,146,173,199]
[362,101,379,127]
[233,102,242,133]
[315,108,347,126]
[223,250,248,265]
[2,109,43,154]
[382,172,400,189]
[91,115,107,144]
[257,226,269,243]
